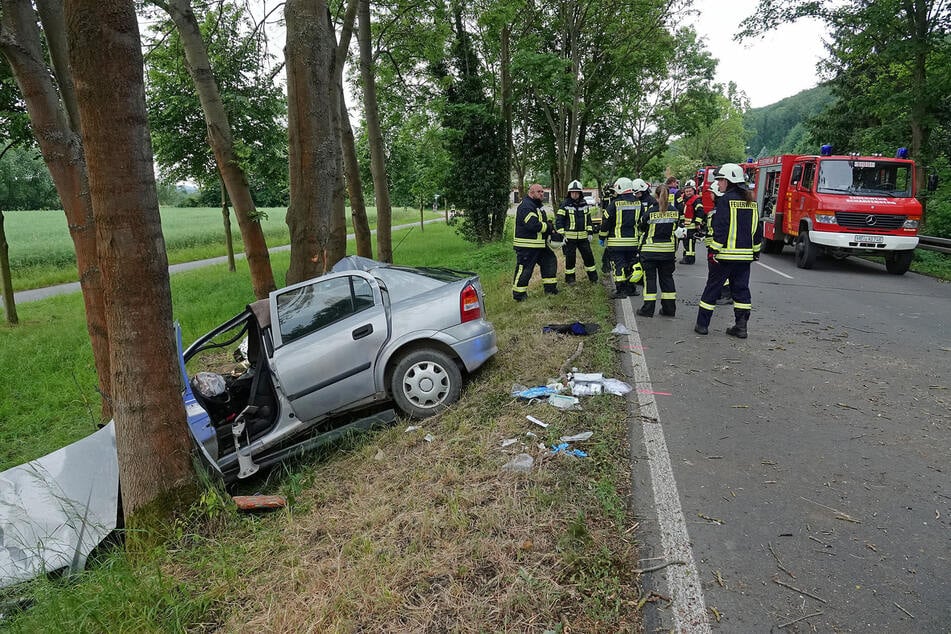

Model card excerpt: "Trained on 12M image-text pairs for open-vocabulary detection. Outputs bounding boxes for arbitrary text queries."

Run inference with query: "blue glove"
[599,239,605,247]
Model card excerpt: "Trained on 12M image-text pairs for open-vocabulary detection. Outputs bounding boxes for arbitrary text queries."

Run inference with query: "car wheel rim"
[403,361,450,408]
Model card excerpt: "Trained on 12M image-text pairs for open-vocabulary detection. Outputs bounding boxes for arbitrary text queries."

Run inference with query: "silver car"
[182,257,498,481]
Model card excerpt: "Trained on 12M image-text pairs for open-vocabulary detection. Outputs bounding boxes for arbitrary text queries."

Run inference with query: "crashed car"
[183,257,498,482]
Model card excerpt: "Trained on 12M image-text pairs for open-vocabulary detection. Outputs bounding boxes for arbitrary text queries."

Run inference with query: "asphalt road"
[627,246,951,631]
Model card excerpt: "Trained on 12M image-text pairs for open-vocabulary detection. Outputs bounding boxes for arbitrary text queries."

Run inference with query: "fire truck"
[752,147,925,274]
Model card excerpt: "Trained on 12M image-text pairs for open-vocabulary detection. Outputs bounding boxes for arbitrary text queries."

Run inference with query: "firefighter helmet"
[613,177,635,194]
[567,179,584,193]
[674,226,687,239]
[631,178,650,193]
[547,232,565,249]
[684,179,696,189]
[714,163,745,184]
[629,261,644,284]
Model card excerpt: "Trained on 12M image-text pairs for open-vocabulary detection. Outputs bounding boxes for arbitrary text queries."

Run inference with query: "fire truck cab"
[753,149,922,274]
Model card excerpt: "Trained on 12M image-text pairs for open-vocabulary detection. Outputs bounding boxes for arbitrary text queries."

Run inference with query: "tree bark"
[284,0,347,283]
[334,0,372,258]
[357,0,392,262]
[65,0,195,525]
[0,210,18,325]
[221,177,235,272]
[1,0,112,418]
[159,0,275,299]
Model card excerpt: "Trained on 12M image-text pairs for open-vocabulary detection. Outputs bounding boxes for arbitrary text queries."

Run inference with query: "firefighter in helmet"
[694,163,762,337]
[512,183,559,301]
[678,179,704,264]
[636,183,685,317]
[599,177,646,299]
[556,180,598,284]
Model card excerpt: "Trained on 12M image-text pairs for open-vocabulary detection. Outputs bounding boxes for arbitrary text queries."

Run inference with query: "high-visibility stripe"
[733,302,752,310]
[643,292,657,300]
[542,277,557,284]
[661,292,676,300]
[514,238,546,248]
[699,300,716,310]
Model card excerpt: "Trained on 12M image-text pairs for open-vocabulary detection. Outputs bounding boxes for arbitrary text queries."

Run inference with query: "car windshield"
[816,159,913,197]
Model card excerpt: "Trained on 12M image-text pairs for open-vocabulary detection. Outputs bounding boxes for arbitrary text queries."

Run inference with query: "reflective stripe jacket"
[513,195,550,248]
[705,189,762,261]
[639,198,683,255]
[556,197,593,239]
[599,193,641,247]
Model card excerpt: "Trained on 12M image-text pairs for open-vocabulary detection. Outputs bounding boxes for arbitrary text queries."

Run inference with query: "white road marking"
[755,260,794,279]
[620,299,711,632]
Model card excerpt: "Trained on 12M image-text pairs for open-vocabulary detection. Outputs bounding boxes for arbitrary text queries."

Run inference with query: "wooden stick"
[766,542,796,579]
[633,560,686,574]
[894,602,915,618]
[778,611,824,629]
[772,577,828,604]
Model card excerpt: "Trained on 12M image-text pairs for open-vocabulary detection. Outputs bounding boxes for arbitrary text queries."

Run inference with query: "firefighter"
[636,184,684,317]
[512,183,559,301]
[598,183,614,274]
[694,164,762,337]
[678,179,704,264]
[598,177,643,299]
[556,180,598,284]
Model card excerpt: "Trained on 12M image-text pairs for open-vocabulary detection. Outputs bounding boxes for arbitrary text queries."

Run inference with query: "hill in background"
[744,85,834,157]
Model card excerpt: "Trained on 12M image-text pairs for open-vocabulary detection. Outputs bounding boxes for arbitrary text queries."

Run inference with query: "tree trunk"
[160,0,275,299]
[501,23,512,180]
[0,210,18,325]
[284,0,347,283]
[1,0,112,419]
[221,177,235,272]
[339,83,373,258]
[357,0,392,262]
[65,0,195,527]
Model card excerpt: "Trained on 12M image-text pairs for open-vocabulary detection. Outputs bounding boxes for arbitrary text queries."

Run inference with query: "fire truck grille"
[835,212,906,230]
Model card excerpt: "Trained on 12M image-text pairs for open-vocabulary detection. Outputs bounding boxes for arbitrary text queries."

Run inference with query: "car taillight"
[460,284,481,323]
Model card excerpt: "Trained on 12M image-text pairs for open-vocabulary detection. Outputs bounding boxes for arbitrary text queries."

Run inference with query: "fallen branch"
[893,602,915,619]
[766,542,795,579]
[559,341,584,383]
[772,577,828,604]
[800,496,862,524]
[633,560,686,574]
[778,611,824,629]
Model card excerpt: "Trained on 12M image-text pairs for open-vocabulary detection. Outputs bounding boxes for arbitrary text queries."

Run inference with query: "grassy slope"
[1,223,644,632]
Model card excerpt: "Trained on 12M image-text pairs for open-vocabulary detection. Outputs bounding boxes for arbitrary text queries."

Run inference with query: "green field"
[2,205,442,291]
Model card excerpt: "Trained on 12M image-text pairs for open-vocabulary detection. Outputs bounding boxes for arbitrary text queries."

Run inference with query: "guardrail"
[918,235,951,255]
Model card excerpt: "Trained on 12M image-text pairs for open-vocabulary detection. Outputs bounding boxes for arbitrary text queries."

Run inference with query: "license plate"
[854,234,884,243]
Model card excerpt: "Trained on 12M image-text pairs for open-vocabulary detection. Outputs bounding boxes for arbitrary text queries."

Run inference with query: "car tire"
[390,349,462,419]
[884,250,913,275]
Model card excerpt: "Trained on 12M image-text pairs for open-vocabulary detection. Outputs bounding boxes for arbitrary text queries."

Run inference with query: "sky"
[686,1,828,109]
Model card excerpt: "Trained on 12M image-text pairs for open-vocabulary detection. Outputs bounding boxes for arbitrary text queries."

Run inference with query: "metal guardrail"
[918,234,951,255]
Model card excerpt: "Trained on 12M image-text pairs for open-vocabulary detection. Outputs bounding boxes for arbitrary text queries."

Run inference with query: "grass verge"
[1,224,644,632]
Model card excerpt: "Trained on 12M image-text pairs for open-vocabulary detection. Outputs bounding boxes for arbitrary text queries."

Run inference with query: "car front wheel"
[390,349,462,419]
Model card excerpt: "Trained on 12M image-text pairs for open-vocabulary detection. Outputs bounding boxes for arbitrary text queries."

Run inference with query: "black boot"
[659,299,676,317]
[726,324,748,338]
[637,302,655,317]
[612,282,629,299]
[565,273,576,285]
[694,324,708,335]
[587,271,599,283]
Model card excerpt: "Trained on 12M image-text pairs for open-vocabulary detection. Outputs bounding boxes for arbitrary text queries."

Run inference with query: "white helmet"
[567,179,583,192]
[613,177,635,194]
[714,163,745,184]
[631,178,650,193]
[674,226,687,239]
[683,179,696,189]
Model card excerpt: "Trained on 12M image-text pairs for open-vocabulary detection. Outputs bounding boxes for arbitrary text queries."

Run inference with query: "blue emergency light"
[820,144,833,156]
[746,157,753,163]
[896,147,909,159]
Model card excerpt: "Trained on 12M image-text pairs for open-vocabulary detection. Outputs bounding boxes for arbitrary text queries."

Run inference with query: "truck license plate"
[854,234,884,243]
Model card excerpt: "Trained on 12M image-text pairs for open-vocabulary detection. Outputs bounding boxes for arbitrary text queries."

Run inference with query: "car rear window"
[369,266,469,301]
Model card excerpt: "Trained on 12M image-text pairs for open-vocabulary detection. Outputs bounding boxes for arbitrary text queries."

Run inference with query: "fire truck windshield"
[816,159,913,198]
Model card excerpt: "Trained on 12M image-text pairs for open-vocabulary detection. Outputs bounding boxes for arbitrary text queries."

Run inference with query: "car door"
[269,271,389,423]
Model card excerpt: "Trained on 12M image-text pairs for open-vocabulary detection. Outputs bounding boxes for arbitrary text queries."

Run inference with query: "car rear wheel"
[390,349,462,419]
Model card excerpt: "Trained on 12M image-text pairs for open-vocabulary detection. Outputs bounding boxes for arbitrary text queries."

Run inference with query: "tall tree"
[64,0,195,526]
[740,0,951,212]
[1,0,112,417]
[150,0,276,299]
[358,0,393,261]
[284,0,347,282]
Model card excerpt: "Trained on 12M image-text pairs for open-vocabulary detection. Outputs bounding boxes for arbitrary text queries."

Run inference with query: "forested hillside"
[744,85,833,156]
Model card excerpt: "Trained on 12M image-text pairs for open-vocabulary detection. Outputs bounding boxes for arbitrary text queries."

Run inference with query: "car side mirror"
[927,172,939,192]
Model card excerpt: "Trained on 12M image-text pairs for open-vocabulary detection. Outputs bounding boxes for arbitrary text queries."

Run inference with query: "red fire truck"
[752,148,924,274]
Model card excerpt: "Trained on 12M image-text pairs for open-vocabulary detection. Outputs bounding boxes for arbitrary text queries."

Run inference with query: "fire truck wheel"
[884,250,913,275]
[795,231,817,269]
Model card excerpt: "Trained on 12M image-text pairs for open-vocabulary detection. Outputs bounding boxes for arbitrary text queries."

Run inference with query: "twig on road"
[894,602,915,619]
[633,560,686,574]
[772,577,828,604]
[778,611,824,629]
[765,542,795,579]
[800,496,862,523]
